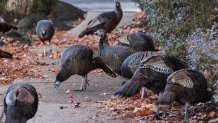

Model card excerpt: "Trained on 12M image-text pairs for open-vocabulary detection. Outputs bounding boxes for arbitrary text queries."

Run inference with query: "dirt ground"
[0,10,137,123]
[0,1,217,123]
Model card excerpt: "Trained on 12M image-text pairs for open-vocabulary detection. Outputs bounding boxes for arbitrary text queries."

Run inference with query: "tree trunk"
[1,0,85,31]
[4,0,34,15]
[3,0,53,15]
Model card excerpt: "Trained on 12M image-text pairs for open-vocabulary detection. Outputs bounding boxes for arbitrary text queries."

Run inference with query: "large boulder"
[12,0,85,33]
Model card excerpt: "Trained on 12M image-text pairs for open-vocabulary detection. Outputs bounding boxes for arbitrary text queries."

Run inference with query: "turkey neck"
[99,34,109,50]
[56,66,72,82]
[5,118,27,123]
[115,6,123,21]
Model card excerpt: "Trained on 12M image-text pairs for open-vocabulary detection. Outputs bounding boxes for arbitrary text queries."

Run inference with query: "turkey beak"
[42,30,46,34]
[54,81,61,89]
[42,30,46,38]
[115,0,120,8]
[94,31,99,36]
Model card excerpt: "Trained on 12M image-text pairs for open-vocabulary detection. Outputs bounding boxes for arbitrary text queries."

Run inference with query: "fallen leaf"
[134,107,153,116]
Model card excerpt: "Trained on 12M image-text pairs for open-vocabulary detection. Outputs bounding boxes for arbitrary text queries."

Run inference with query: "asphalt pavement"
[0,0,139,122]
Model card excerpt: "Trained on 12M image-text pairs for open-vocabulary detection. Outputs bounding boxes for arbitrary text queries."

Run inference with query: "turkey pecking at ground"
[118,32,158,52]
[4,83,38,123]
[0,49,13,58]
[78,0,123,38]
[0,19,18,34]
[155,69,212,123]
[54,44,117,91]
[94,29,134,76]
[36,20,55,55]
[114,54,189,98]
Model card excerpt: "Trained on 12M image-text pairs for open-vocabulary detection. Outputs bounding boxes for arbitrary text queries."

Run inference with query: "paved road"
[0,48,126,123]
[60,0,141,12]
[0,1,139,122]
[67,11,136,37]
[64,0,140,37]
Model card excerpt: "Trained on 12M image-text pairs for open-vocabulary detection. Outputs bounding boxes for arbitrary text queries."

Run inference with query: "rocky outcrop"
[3,0,85,33]
[5,0,34,15]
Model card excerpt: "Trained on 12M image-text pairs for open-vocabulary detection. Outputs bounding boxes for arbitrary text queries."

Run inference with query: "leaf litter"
[0,11,144,85]
[97,12,218,123]
[100,92,218,122]
[0,12,217,122]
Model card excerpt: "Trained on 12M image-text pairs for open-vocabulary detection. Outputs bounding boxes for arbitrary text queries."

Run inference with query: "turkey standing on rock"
[0,20,18,34]
[54,44,116,91]
[36,20,55,55]
[114,54,189,98]
[79,0,123,38]
[4,83,38,123]
[94,29,134,76]
[0,49,13,58]
[118,32,157,52]
[155,69,212,123]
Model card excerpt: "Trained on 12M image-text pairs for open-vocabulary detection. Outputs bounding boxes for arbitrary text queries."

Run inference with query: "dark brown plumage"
[4,83,38,123]
[36,20,55,55]
[79,0,123,38]
[114,54,189,97]
[121,51,165,80]
[0,21,18,34]
[0,49,13,58]
[156,69,212,122]
[118,32,157,52]
[94,29,134,76]
[36,20,55,43]
[54,44,116,91]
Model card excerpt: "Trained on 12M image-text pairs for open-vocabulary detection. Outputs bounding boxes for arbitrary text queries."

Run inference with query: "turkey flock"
[0,0,214,123]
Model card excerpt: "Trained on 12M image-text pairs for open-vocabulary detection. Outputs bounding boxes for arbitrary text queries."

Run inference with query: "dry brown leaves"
[0,11,217,122]
[0,17,138,85]
[101,92,218,122]
[0,31,68,85]
[97,11,218,122]
[101,93,164,121]
[0,41,43,85]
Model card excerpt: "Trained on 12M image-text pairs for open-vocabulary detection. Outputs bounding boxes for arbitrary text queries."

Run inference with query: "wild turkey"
[78,0,122,38]
[114,54,189,97]
[54,44,116,91]
[94,29,134,76]
[156,69,212,123]
[120,51,188,85]
[121,51,165,80]
[118,32,157,52]
[0,20,18,34]
[36,20,55,55]
[4,83,38,123]
[0,49,13,58]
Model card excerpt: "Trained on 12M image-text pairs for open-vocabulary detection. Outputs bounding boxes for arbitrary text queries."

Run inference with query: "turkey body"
[98,46,134,75]
[54,44,116,90]
[36,20,55,55]
[156,69,212,122]
[121,51,165,80]
[114,55,189,97]
[36,20,55,43]
[118,32,156,52]
[79,0,122,38]
[4,83,38,123]
[0,21,18,34]
[156,69,212,105]
[95,29,134,76]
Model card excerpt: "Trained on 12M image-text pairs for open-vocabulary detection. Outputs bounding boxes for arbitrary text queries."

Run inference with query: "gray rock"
[17,1,85,33]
